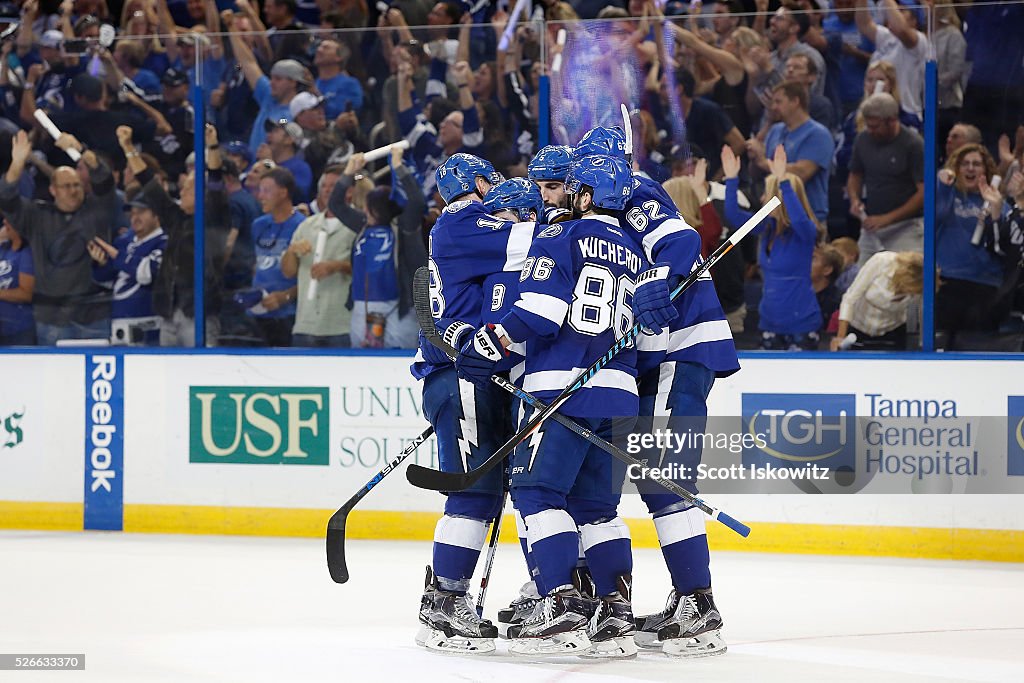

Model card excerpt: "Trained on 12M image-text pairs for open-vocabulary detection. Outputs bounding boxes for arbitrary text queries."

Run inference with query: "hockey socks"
[432,514,488,592]
[579,517,632,597]
[653,505,711,595]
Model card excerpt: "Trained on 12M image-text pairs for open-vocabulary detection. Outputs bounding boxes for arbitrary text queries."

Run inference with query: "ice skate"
[416,566,497,655]
[507,587,593,656]
[497,580,542,638]
[580,575,637,659]
[653,588,727,658]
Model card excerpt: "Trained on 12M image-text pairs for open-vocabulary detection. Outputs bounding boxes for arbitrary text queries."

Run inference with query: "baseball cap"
[224,140,254,164]
[263,118,303,142]
[161,68,188,87]
[289,92,324,118]
[896,0,925,28]
[124,196,155,211]
[39,30,64,49]
[270,59,311,85]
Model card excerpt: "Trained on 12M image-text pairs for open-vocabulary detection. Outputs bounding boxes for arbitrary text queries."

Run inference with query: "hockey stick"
[326,425,434,583]
[411,268,751,537]
[475,490,507,617]
[406,197,780,495]
[621,103,633,164]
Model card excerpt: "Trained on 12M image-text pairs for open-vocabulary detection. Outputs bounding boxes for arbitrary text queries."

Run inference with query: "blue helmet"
[483,177,544,222]
[528,145,574,182]
[565,154,633,210]
[573,126,628,162]
[435,153,502,203]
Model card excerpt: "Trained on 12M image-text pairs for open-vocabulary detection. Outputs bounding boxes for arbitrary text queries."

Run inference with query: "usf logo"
[190,387,329,465]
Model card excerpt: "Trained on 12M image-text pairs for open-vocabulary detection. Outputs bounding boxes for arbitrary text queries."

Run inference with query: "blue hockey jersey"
[411,201,533,380]
[500,215,642,419]
[351,224,399,303]
[92,228,167,320]
[623,174,739,378]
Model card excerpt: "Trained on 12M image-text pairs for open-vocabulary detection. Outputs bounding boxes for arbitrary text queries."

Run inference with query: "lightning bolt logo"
[525,428,545,473]
[456,378,479,473]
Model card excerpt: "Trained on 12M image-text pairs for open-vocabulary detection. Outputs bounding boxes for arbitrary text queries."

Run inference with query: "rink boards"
[1,350,1023,561]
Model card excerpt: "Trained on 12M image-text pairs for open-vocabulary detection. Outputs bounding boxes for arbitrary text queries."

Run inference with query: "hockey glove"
[455,324,508,389]
[543,206,573,224]
[633,264,679,334]
[417,329,451,365]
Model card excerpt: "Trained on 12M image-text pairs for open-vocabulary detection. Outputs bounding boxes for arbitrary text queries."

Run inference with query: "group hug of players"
[410,126,741,659]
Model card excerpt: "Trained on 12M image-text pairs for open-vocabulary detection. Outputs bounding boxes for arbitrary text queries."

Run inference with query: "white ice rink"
[2,531,1023,683]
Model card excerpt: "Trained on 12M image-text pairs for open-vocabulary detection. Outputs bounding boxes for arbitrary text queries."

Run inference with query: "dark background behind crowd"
[0,0,1021,351]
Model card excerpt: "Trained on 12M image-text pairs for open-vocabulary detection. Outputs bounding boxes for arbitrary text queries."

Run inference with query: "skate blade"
[662,629,727,659]
[633,631,663,650]
[509,631,592,656]
[417,626,496,655]
[579,636,638,659]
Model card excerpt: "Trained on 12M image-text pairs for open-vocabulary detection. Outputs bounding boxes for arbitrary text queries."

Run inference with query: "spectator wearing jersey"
[724,144,822,351]
[0,218,35,346]
[832,250,923,351]
[397,59,484,198]
[87,195,167,346]
[111,40,162,101]
[847,93,924,264]
[119,125,229,347]
[280,166,355,347]
[329,152,426,349]
[248,167,304,347]
[935,145,1010,347]
[263,118,313,204]
[855,0,929,125]
[223,10,309,153]
[748,80,835,223]
[1,131,116,345]
[314,39,364,119]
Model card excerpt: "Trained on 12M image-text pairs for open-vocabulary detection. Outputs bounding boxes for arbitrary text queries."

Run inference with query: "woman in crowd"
[935,143,1010,347]
[723,144,822,350]
[0,218,34,346]
[831,251,923,351]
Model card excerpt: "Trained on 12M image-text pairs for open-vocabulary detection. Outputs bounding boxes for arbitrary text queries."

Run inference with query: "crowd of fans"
[0,0,1021,351]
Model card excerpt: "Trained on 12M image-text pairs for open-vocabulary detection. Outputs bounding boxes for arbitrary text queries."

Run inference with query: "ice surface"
[2,531,1023,682]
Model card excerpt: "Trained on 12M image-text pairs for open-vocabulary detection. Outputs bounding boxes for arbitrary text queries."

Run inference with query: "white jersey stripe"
[640,217,698,261]
[503,221,534,271]
[666,319,734,353]
[515,292,569,326]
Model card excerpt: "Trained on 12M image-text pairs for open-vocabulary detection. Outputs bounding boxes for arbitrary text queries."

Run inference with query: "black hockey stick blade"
[405,199,780,493]
[326,424,435,583]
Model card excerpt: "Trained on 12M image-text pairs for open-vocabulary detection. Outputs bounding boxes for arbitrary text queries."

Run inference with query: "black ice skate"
[416,566,498,655]
[497,580,542,638]
[507,586,593,656]
[581,575,637,659]
[634,587,726,658]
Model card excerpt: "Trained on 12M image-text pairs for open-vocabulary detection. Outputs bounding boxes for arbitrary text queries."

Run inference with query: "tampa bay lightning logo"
[537,225,562,239]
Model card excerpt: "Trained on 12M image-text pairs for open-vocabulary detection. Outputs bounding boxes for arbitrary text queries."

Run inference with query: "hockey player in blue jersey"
[527,145,574,220]
[88,198,167,345]
[574,126,740,658]
[412,153,528,655]
[455,154,641,658]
